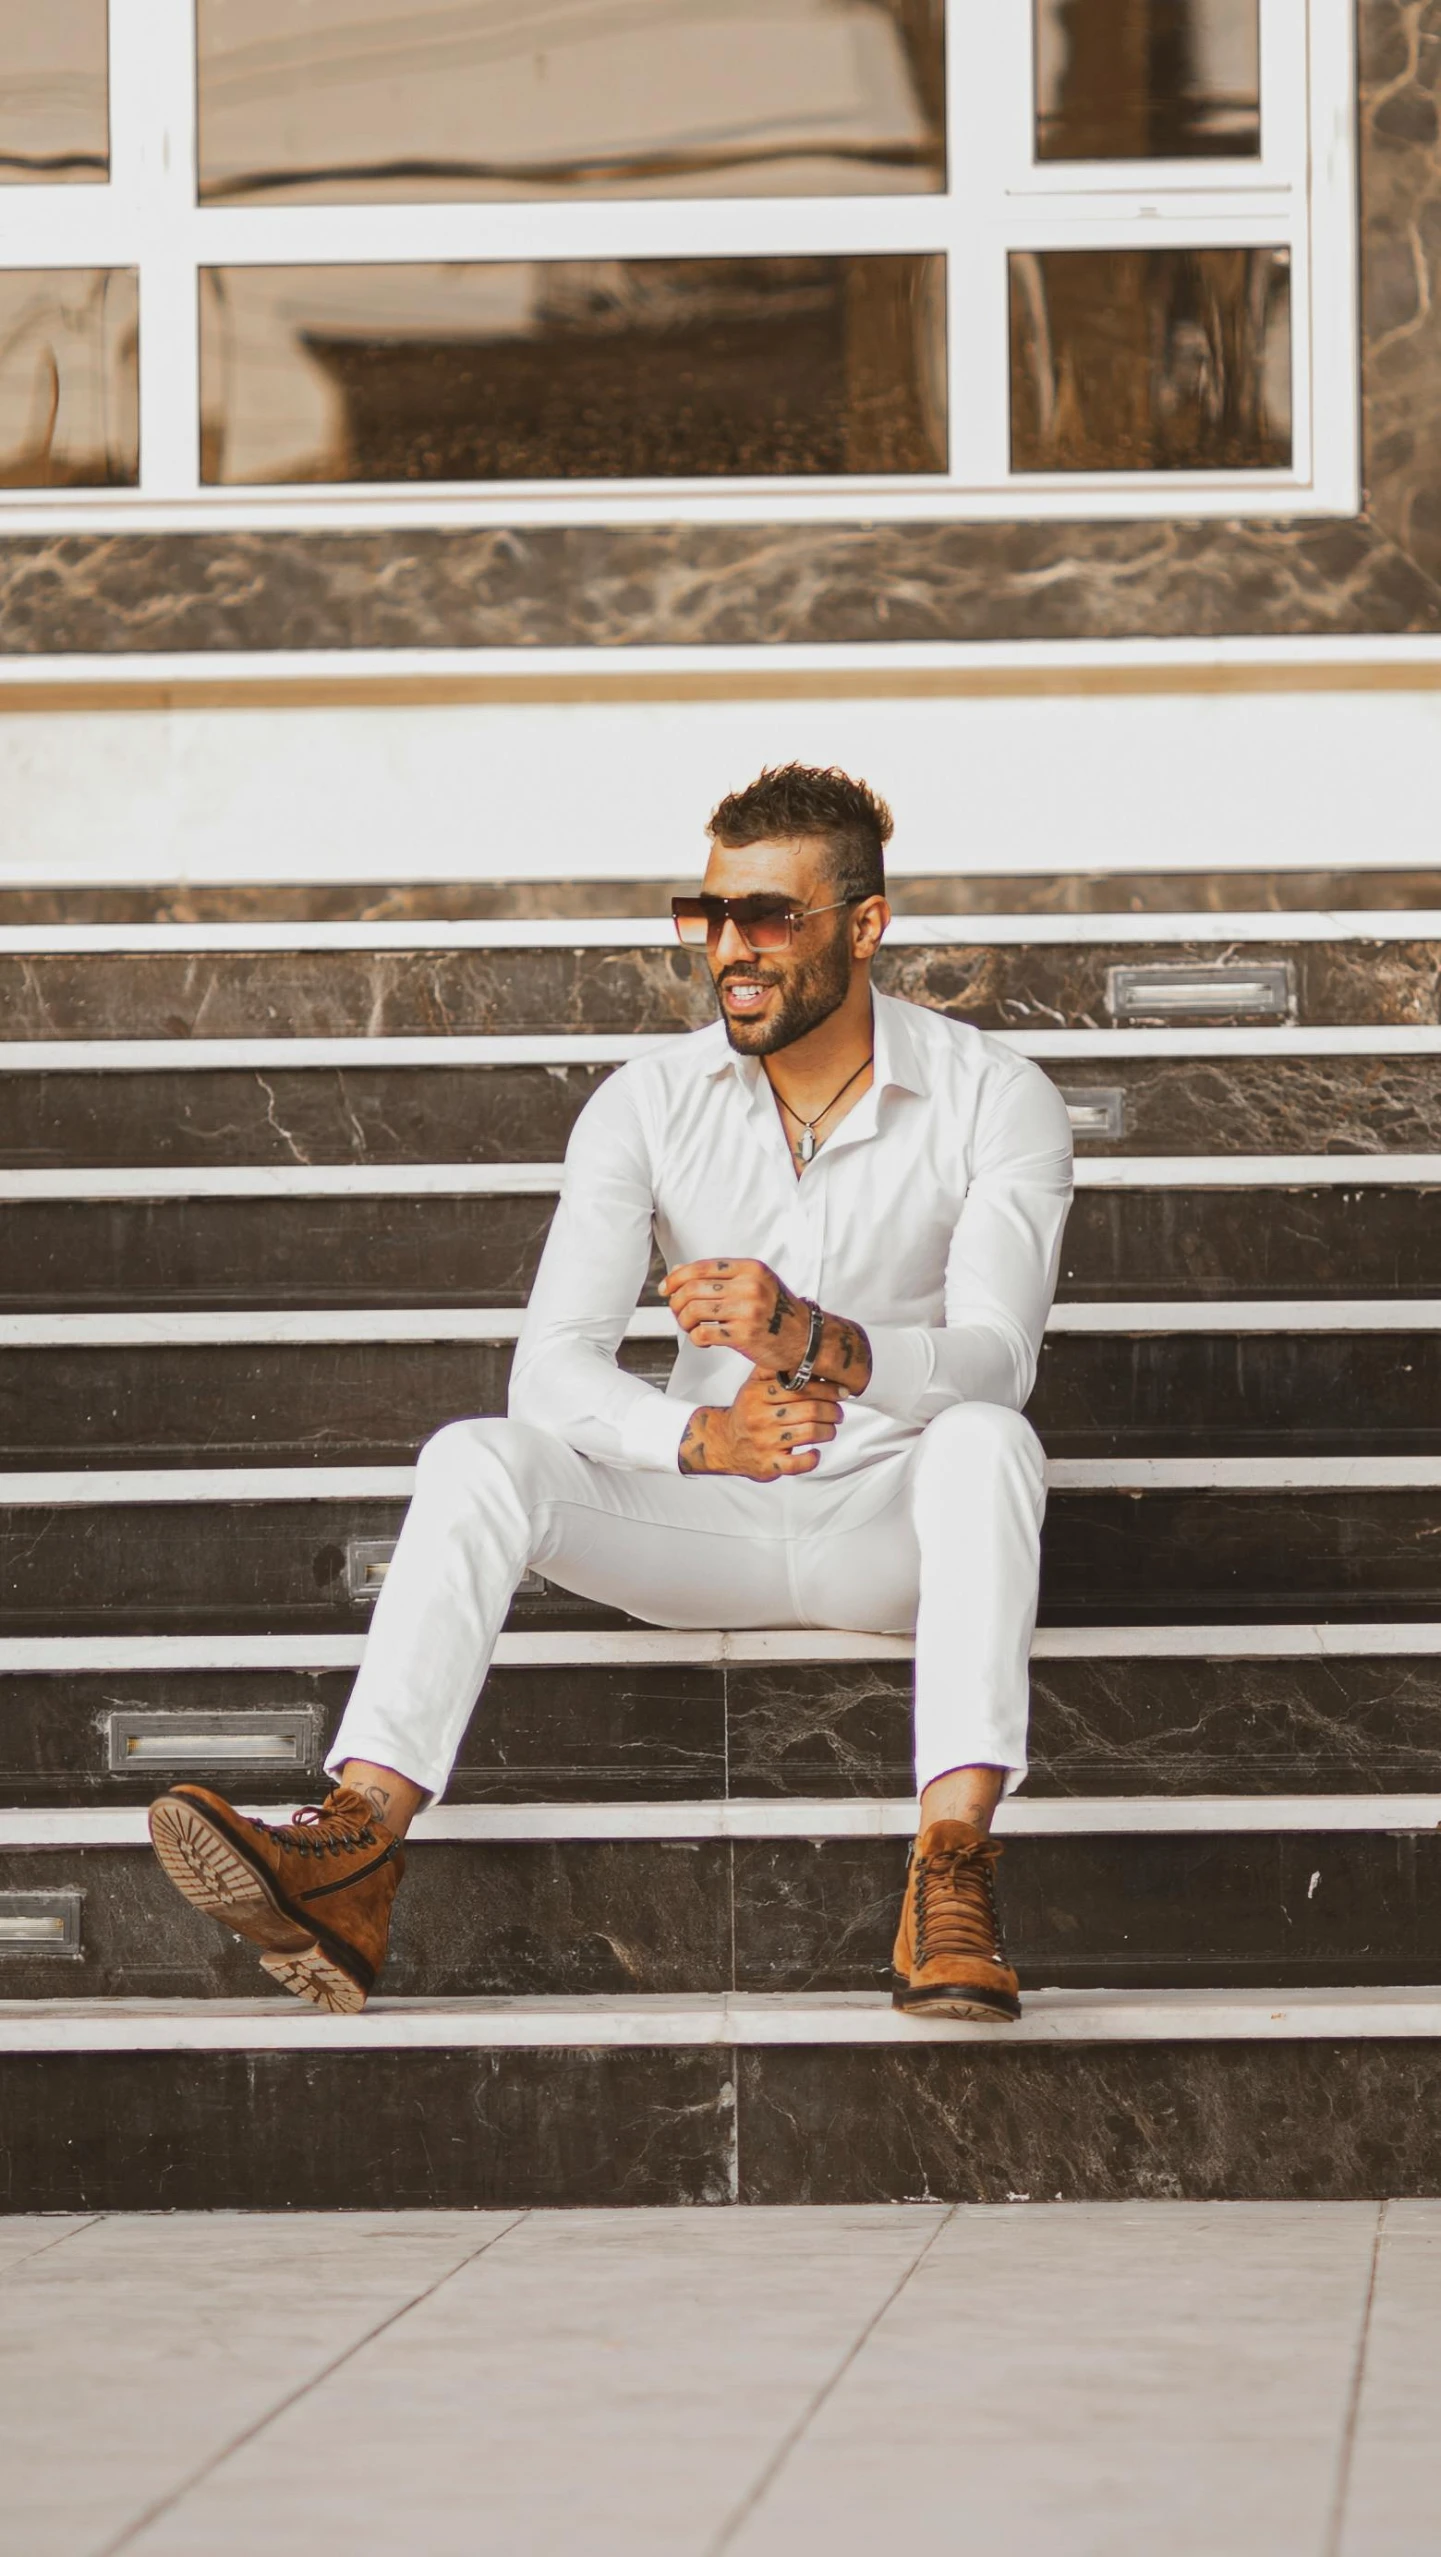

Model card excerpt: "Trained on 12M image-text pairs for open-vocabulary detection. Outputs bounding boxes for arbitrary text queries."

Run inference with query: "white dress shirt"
[509,987,1075,1478]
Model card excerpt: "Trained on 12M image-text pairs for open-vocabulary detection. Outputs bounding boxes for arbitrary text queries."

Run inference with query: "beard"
[712,922,853,1056]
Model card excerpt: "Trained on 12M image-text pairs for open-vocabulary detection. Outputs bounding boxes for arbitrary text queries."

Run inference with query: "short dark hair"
[707,764,892,904]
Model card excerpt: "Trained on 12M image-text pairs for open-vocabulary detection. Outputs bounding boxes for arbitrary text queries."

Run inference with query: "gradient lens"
[671,896,795,950]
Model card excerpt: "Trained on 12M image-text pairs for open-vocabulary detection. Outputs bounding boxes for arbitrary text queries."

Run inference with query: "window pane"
[0,271,137,485]
[1035,0,1259,160]
[200,257,948,483]
[1009,248,1290,472]
[0,0,109,183]
[195,0,945,203]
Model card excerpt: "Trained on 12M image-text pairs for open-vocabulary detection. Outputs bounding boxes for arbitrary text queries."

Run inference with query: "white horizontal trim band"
[6,635,1439,687]
[0,1165,571,1201]
[0,1156,1436,1203]
[1,914,1436,954]
[5,1457,1440,1505]
[8,1626,1441,1687]
[2,1028,1438,1073]
[3,1623,1439,1674]
[8,1798,1441,1850]
[2,1302,1437,1347]
[5,1985,1441,2052]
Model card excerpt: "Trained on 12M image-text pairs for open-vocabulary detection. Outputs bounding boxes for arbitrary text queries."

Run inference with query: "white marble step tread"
[8,1621,1439,1671]
[3,1300,1439,1345]
[7,1796,1441,1848]
[6,1028,1441,1068]
[1,1155,1437,1197]
[5,1986,1441,2052]
[6,1456,1441,1503]
[3,912,1438,951]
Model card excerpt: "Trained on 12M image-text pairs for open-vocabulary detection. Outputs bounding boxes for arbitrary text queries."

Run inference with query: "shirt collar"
[699,988,929,1097]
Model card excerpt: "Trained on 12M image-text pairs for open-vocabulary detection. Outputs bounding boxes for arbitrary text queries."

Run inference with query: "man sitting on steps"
[149,764,1075,2023]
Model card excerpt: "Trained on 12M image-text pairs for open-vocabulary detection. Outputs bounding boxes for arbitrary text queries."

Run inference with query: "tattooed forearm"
[815,1312,873,1393]
[678,1406,724,1475]
[767,1278,800,1338]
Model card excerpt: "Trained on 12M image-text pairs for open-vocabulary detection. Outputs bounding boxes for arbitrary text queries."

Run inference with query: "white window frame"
[0,0,1358,532]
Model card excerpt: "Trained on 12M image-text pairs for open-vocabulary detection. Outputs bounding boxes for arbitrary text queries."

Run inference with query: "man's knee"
[912,1400,1044,1488]
[414,1415,564,1509]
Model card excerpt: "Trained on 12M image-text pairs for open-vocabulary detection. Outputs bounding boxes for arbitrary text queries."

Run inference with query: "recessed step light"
[0,1891,80,1955]
[105,1709,317,1774]
[1107,962,1294,1020]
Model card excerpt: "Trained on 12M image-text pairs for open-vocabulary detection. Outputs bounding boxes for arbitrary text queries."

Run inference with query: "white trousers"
[327,1403,1048,1803]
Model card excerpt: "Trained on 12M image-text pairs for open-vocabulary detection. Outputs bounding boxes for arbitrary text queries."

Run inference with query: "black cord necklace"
[768,1053,874,1163]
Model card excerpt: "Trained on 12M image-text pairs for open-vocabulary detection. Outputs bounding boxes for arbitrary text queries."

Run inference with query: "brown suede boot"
[891,1819,1021,2021]
[148,1783,404,2014]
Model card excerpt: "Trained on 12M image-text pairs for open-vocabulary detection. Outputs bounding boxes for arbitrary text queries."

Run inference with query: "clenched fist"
[678,1365,842,1481]
[662,1257,810,1372]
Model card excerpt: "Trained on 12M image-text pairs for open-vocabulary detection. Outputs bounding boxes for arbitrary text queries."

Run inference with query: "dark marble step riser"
[4,1056,1440,1166]
[3,1336,1439,1465]
[3,1832,1438,2000]
[9,2039,1440,2210]
[9,1654,1440,1806]
[4,942,1437,1036]
[9,867,1441,921]
[2,1491,1436,1632]
[5,1186,1437,1310]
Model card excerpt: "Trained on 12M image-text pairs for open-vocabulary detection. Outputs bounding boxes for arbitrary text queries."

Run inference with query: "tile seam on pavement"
[706,2204,959,2554]
[1325,2201,1388,2557]
[92,2208,532,2557]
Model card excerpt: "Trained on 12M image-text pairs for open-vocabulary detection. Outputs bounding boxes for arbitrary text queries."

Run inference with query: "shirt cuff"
[618,1391,702,1474]
[857,1324,934,1424]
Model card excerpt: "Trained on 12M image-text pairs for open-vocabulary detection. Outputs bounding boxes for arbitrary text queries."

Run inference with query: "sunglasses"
[671,894,852,953]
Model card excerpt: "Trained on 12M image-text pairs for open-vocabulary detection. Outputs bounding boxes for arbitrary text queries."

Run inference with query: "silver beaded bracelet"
[779,1299,825,1391]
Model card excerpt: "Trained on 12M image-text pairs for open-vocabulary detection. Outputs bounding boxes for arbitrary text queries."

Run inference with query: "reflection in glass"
[0,271,137,484]
[1009,248,1290,472]
[0,0,109,183]
[1036,0,1259,159]
[195,0,944,203]
[200,257,947,484]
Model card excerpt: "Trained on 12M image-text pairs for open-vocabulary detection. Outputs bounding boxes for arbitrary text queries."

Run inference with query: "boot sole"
[148,1794,371,2015]
[891,1977,1021,2023]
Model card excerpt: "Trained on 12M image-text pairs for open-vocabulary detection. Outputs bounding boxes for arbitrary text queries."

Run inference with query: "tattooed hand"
[678,1366,843,1480]
[662,1258,811,1369]
[662,1258,873,1393]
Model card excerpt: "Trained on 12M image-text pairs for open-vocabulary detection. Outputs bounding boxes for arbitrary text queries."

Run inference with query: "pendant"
[797,1125,816,1164]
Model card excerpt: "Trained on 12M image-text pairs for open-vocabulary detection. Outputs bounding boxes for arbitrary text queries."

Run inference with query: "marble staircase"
[2,875,1440,2207]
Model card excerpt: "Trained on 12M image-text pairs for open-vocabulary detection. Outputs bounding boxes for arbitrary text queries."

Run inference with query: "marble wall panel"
[0,1194,564,1312]
[4,1487,1438,1635]
[0,1840,733,1999]
[15,1829,1441,2001]
[737,2042,1441,2202]
[1060,1186,1441,1299]
[2,1054,1436,1170]
[0,1663,727,1806]
[4,1184,1433,1313]
[8,1331,1438,1467]
[730,1832,1441,1993]
[1028,1654,1441,1795]
[0,2047,737,2210]
[1,6,1439,652]
[7,1651,1437,1808]
[0,1064,611,1168]
[6,941,1437,1038]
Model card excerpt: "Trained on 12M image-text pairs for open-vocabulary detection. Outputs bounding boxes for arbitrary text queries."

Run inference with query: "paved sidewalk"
[0,2201,1433,2555]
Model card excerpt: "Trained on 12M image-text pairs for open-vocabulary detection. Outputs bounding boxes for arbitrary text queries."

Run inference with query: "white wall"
[0,683,1437,883]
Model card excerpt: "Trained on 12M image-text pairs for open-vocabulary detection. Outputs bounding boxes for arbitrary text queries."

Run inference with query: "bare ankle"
[338,1760,427,1839]
[919,1765,1006,1836]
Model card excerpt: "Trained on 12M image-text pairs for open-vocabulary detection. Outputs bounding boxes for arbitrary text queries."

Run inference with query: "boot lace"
[912,1836,1008,1968]
[249,1796,378,1860]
